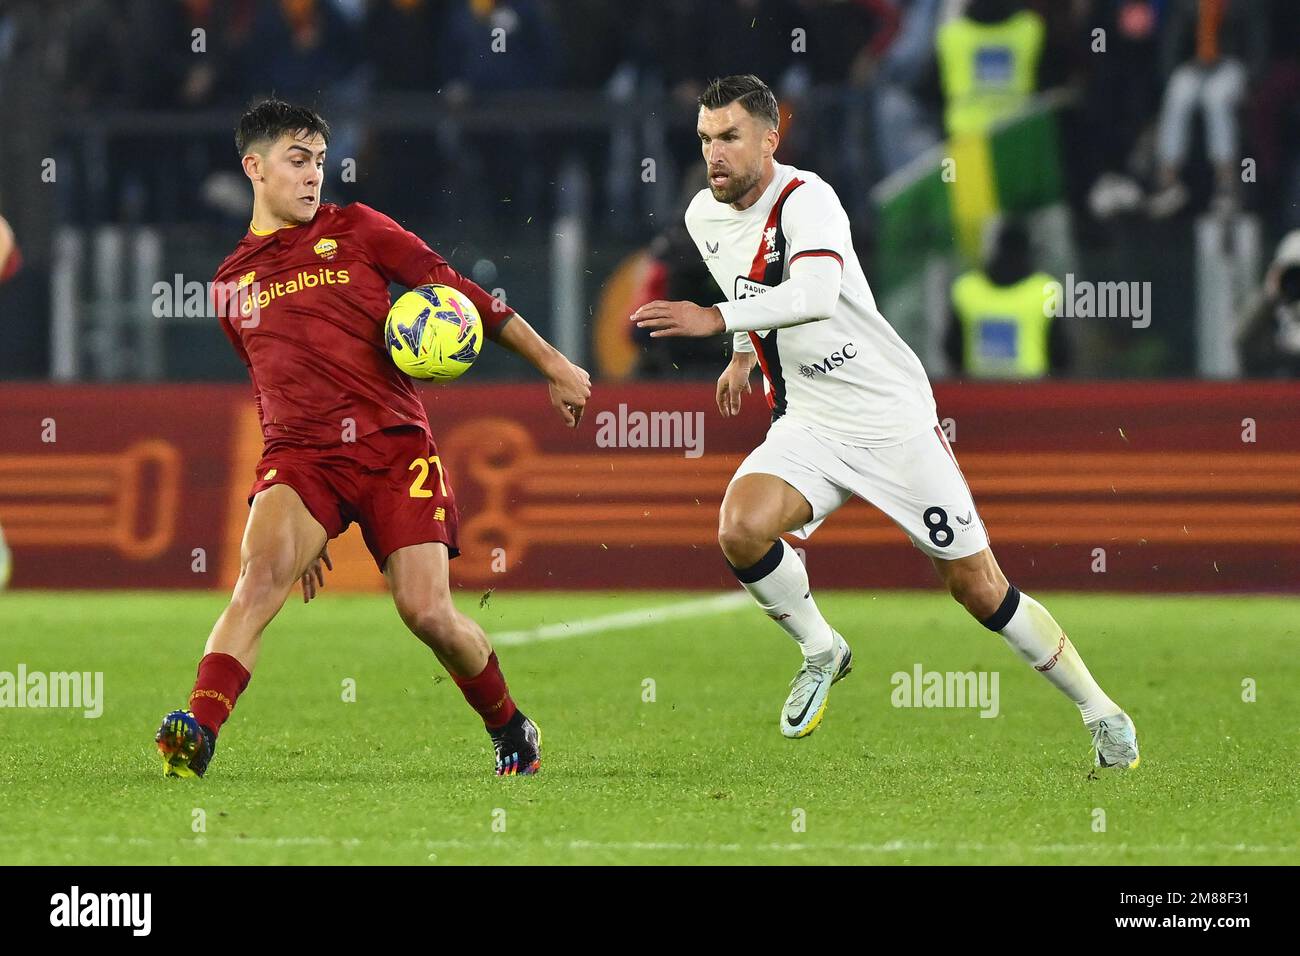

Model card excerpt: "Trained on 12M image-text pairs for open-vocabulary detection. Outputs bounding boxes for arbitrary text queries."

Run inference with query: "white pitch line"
[7,834,1289,856]
[620,841,1294,855]
[489,592,752,647]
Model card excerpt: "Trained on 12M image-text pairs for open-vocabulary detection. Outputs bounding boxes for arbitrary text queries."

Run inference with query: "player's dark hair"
[698,75,780,130]
[235,99,331,156]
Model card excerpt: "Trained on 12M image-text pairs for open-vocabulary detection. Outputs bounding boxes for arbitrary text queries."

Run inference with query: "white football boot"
[1090,711,1140,769]
[780,632,853,739]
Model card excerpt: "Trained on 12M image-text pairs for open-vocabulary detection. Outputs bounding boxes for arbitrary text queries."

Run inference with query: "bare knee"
[947,568,1008,622]
[718,508,778,568]
[229,557,297,619]
[398,597,461,652]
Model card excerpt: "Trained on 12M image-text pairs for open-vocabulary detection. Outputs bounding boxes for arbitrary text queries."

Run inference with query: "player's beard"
[709,165,761,205]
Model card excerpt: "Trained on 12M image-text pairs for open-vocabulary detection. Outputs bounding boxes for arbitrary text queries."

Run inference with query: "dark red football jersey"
[212,202,514,450]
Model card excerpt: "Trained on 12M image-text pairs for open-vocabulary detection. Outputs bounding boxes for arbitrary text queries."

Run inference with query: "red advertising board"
[1,381,1296,593]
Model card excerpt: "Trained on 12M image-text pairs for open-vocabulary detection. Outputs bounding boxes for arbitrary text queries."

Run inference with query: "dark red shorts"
[247,425,460,571]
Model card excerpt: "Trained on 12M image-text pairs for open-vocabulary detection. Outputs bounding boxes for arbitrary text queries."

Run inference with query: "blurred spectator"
[935,0,1045,138]
[146,1,261,221]
[560,1,644,233]
[635,0,801,107]
[59,0,139,110]
[443,0,558,94]
[436,1,563,225]
[1022,0,1088,89]
[1246,0,1300,230]
[944,218,1068,378]
[556,0,636,90]
[781,0,901,207]
[243,1,368,213]
[137,0,259,109]
[245,0,361,99]
[789,0,900,89]
[873,0,944,175]
[1148,0,1267,219]
[362,1,452,219]
[1079,0,1163,222]
[1236,230,1300,377]
[366,0,451,93]
[630,0,803,196]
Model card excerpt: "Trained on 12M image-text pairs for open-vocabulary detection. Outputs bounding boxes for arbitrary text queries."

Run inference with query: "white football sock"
[731,540,836,664]
[984,586,1119,725]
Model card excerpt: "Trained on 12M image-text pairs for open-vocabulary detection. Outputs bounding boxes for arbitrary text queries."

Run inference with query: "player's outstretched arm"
[631,258,840,339]
[493,313,592,428]
[630,300,725,338]
[717,351,756,418]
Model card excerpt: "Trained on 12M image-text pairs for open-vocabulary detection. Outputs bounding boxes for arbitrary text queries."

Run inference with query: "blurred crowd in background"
[1,0,1299,380]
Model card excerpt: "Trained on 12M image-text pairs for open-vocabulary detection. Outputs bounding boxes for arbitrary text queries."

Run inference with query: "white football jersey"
[685,162,938,447]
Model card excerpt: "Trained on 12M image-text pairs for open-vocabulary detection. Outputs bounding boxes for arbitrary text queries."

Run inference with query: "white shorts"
[729,417,991,560]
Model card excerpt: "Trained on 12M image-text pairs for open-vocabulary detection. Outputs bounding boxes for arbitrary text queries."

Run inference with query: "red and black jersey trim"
[789,248,843,268]
[745,177,804,422]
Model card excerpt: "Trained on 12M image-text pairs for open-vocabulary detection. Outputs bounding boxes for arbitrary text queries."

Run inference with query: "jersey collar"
[249,220,300,240]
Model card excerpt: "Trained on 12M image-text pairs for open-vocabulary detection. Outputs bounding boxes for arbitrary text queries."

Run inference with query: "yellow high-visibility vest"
[952,270,1056,378]
[937,11,1045,137]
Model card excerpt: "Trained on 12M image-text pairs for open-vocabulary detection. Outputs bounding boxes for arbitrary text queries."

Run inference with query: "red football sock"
[452,652,517,729]
[188,652,251,735]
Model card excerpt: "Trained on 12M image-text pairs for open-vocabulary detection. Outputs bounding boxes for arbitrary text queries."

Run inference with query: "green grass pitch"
[0,590,1296,865]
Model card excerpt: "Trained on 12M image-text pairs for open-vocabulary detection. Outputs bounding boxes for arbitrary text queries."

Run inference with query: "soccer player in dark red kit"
[155,100,590,777]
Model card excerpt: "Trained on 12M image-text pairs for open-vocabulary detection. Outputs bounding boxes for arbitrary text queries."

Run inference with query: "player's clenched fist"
[716,352,756,417]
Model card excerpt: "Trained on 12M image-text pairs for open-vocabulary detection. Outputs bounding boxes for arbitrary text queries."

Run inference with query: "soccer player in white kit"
[632,75,1139,769]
